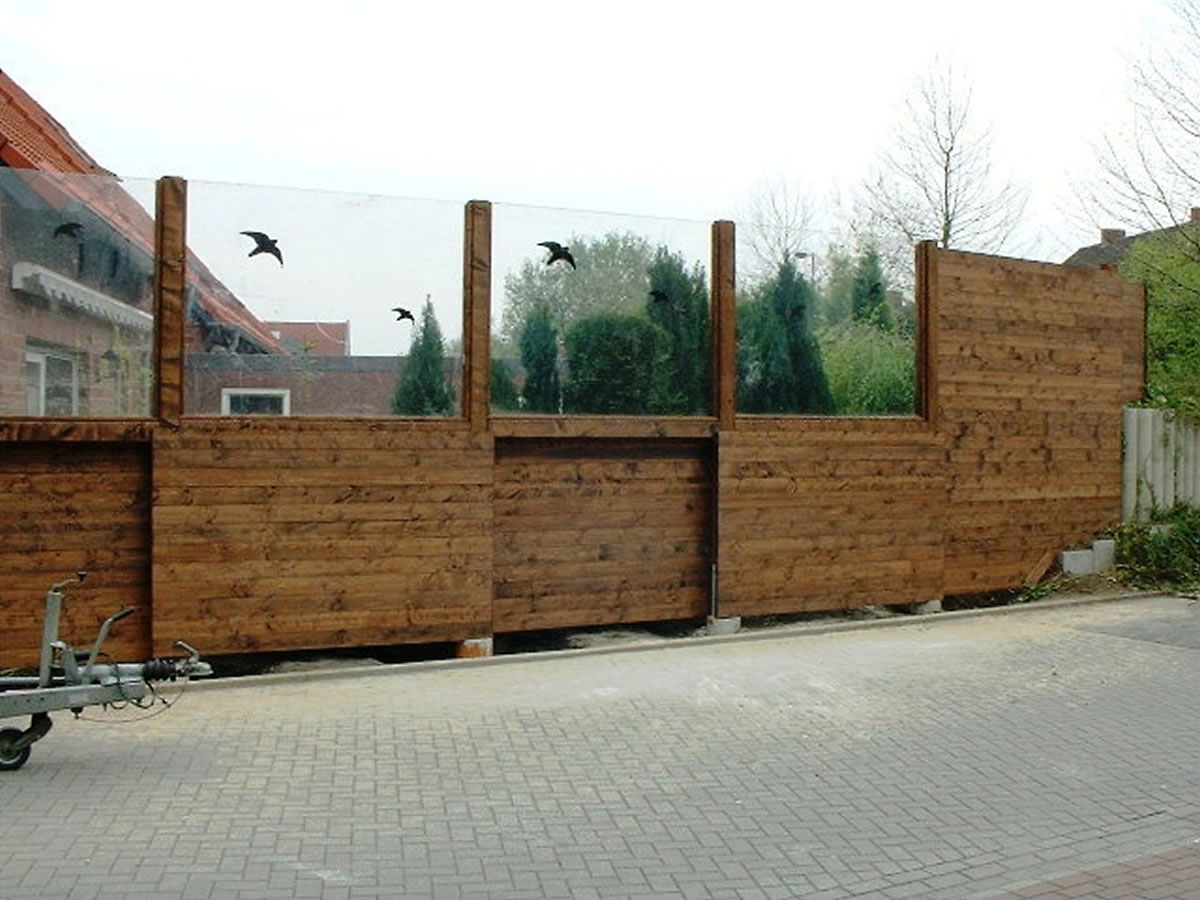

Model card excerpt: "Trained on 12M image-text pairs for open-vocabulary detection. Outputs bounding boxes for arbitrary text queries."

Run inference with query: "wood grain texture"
[0,421,155,442]
[711,220,736,429]
[154,177,186,426]
[462,200,491,431]
[716,425,946,618]
[493,438,712,632]
[935,248,1145,594]
[0,443,151,668]
[150,421,494,655]
[0,217,1147,659]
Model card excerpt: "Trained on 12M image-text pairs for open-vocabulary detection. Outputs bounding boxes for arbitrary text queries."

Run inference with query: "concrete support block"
[911,599,943,615]
[1092,539,1116,573]
[706,616,741,636]
[1061,549,1096,576]
[456,637,494,658]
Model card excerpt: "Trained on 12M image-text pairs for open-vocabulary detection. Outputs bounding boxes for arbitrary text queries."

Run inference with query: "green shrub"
[817,321,916,415]
[1112,504,1200,588]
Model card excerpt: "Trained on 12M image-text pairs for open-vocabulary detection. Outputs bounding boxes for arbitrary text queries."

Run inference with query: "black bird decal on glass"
[241,231,283,265]
[649,289,669,303]
[392,307,415,323]
[53,221,83,239]
[538,241,576,270]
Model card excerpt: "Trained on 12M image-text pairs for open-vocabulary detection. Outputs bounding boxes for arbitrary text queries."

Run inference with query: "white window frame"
[220,387,291,416]
[25,349,79,416]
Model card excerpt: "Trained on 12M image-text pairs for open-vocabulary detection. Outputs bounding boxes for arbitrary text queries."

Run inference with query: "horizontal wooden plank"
[156,447,492,469]
[499,557,709,583]
[153,618,484,656]
[496,491,706,515]
[159,595,488,629]
[496,524,706,551]
[719,441,944,463]
[166,417,482,444]
[153,464,492,488]
[726,419,939,440]
[0,420,156,442]
[158,533,492,563]
[497,458,709,484]
[0,548,149,574]
[152,572,491,604]
[721,475,941,496]
[156,552,491,582]
[490,416,717,439]
[494,588,707,632]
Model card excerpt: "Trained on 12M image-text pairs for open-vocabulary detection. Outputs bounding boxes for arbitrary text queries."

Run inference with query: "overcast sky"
[0,0,1175,353]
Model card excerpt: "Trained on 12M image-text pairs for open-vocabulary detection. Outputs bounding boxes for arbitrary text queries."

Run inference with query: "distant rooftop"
[1065,207,1200,268]
[264,321,351,356]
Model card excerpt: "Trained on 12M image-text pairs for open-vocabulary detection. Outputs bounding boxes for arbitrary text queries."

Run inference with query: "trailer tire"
[0,727,30,771]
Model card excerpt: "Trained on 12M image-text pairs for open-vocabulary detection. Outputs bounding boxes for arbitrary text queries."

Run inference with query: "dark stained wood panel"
[493,438,713,632]
[0,443,151,668]
[151,421,493,655]
[716,425,946,618]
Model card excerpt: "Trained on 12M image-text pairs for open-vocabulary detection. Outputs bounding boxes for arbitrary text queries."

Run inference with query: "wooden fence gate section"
[493,437,713,633]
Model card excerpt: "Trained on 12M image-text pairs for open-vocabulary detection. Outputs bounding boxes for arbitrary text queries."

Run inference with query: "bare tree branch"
[863,61,1027,253]
[741,177,817,281]
[1083,0,1200,244]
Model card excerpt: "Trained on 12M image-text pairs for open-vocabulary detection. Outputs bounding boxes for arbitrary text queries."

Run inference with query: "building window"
[25,349,78,416]
[220,388,291,415]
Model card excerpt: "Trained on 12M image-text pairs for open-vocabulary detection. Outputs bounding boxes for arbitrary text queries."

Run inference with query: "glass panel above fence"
[733,222,919,417]
[183,181,463,417]
[0,169,157,418]
[491,203,712,417]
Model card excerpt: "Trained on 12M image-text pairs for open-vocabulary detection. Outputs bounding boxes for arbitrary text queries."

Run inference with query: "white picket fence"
[1122,407,1200,521]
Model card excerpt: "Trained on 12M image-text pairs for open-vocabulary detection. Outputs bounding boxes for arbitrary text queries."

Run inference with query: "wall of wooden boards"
[715,419,947,618]
[934,251,1145,594]
[0,442,151,668]
[0,241,1148,666]
[150,420,494,656]
[493,437,712,632]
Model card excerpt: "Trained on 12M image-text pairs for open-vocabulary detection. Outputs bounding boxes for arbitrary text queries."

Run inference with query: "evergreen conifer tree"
[391,298,454,415]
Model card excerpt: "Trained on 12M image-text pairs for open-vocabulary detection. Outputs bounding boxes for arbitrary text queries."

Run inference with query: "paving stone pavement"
[3,594,1200,899]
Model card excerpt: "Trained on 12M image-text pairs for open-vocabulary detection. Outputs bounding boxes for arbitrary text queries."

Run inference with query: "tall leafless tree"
[1087,0,1200,243]
[741,177,819,282]
[863,62,1027,253]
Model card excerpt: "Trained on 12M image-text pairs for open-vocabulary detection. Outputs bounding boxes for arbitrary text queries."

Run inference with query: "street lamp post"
[794,251,816,283]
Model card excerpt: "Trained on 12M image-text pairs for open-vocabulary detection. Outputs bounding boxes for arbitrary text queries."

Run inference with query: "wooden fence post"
[915,239,939,427]
[711,220,736,429]
[462,200,492,432]
[154,177,187,426]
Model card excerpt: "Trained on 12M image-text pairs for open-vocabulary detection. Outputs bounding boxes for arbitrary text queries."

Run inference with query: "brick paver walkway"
[3,594,1200,898]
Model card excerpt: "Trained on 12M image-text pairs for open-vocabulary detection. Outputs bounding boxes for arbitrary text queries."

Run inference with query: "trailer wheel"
[0,728,30,771]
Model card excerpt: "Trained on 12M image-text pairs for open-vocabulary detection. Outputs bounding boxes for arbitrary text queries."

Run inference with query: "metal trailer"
[0,572,213,771]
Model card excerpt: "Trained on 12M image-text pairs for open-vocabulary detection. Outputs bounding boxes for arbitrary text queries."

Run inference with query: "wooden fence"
[0,179,1147,667]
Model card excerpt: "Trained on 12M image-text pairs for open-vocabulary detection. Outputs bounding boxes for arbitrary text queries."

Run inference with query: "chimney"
[1100,228,1126,244]
[1191,207,1200,223]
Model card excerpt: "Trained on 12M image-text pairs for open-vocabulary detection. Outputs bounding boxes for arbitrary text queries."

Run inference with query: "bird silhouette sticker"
[392,307,415,323]
[241,231,283,265]
[538,241,576,270]
[53,222,83,239]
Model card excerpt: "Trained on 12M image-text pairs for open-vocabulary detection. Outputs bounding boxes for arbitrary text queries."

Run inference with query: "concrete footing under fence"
[706,616,742,636]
